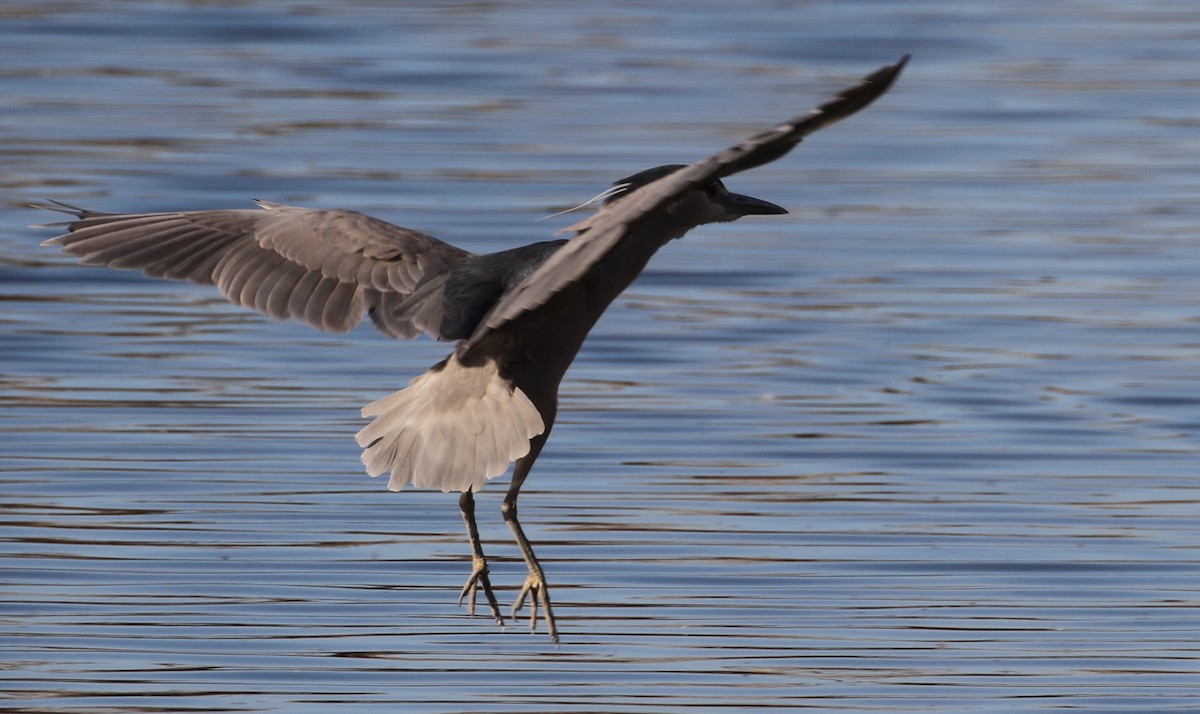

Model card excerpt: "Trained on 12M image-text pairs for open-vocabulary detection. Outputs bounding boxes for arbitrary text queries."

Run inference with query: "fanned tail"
[355,355,545,493]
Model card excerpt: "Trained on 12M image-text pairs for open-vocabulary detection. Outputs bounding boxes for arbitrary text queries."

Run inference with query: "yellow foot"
[458,559,504,627]
[512,571,558,643]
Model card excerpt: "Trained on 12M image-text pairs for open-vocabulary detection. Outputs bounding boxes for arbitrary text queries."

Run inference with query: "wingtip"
[869,54,911,90]
[28,199,91,229]
[28,198,85,214]
[836,55,909,115]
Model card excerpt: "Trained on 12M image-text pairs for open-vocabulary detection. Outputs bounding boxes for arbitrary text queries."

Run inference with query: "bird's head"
[606,164,787,225]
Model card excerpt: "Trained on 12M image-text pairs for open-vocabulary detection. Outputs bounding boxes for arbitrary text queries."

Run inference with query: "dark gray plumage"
[35,55,908,642]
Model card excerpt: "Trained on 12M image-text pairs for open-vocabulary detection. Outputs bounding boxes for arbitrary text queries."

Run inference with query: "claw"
[512,571,558,643]
[458,558,505,627]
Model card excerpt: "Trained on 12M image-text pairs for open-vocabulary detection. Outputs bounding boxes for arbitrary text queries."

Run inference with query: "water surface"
[2,1,1199,712]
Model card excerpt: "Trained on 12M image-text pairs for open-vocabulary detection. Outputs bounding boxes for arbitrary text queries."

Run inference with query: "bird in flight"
[36,55,908,643]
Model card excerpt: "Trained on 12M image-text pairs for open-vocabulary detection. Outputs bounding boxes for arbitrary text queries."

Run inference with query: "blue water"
[2,1,1198,712]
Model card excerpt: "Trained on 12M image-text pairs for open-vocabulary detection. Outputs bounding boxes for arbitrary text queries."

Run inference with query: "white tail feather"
[355,355,545,493]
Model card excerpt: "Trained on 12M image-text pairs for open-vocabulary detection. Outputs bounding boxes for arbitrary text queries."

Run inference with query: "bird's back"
[440,240,568,340]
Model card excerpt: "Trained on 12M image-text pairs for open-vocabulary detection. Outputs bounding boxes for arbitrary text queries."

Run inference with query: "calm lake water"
[2,1,1199,712]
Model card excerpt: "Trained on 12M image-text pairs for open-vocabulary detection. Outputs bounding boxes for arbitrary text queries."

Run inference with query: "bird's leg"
[457,490,504,626]
[502,452,558,643]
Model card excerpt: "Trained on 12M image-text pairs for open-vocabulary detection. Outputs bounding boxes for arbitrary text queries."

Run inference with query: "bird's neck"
[591,210,702,302]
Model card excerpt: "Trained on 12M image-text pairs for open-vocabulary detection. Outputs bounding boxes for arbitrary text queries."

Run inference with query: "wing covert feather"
[37,200,471,338]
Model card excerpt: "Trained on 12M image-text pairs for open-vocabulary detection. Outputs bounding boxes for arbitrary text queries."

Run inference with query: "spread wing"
[36,199,471,337]
[463,55,909,351]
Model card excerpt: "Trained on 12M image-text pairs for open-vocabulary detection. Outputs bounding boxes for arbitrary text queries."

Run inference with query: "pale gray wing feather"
[37,200,471,337]
[367,274,453,340]
[463,55,908,350]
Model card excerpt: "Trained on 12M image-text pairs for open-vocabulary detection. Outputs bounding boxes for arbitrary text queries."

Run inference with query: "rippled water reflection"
[3,1,1199,712]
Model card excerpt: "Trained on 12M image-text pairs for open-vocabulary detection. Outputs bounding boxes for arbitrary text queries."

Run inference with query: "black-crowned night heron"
[36,56,907,642]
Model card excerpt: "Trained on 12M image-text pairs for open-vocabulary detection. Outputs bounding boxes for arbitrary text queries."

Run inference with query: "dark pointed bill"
[722,191,788,216]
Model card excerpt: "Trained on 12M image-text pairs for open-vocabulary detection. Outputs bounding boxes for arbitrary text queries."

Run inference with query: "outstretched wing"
[36,199,471,337]
[463,55,909,350]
